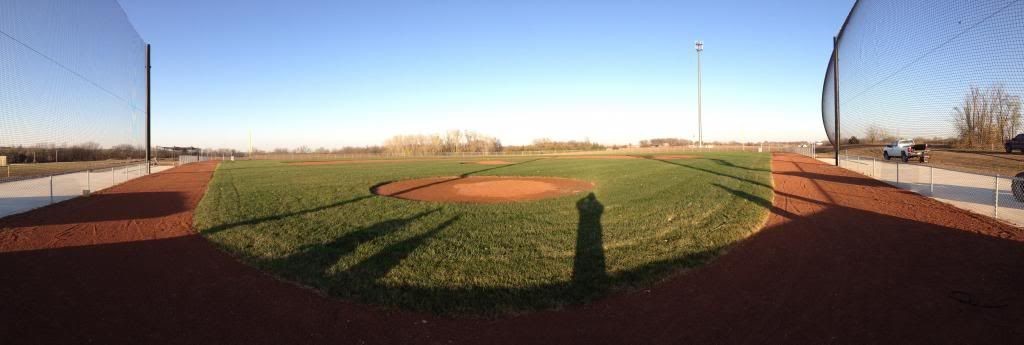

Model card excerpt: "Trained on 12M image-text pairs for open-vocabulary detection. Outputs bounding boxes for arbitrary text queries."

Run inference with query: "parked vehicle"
[1005,134,1024,153]
[1013,172,1024,202]
[882,139,928,162]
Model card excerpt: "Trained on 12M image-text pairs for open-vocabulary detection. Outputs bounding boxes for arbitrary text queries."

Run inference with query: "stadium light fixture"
[695,40,704,148]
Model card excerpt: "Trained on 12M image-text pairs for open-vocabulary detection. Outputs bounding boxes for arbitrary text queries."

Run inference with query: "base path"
[2,154,1022,344]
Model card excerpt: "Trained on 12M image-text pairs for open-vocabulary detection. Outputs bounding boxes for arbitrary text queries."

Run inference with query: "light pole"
[695,40,704,148]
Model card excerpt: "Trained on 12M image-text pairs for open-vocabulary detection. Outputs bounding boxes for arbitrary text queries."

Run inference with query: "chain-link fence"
[825,153,1024,226]
[0,0,151,218]
[0,162,165,219]
[821,0,1024,225]
[248,144,798,161]
[177,155,216,165]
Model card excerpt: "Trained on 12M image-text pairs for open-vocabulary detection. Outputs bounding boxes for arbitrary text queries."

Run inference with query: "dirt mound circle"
[653,155,698,160]
[372,176,593,203]
[463,160,514,165]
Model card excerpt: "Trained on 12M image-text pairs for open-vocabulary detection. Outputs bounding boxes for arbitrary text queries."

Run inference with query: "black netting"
[822,0,1024,149]
[822,54,836,146]
[0,0,147,173]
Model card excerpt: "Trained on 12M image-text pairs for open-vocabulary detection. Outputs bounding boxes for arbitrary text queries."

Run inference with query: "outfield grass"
[194,152,773,314]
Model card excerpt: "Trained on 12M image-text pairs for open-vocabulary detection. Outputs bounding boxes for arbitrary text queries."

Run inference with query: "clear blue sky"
[119,0,855,150]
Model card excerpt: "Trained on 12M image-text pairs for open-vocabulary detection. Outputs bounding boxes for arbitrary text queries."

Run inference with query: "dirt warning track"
[1,154,1022,344]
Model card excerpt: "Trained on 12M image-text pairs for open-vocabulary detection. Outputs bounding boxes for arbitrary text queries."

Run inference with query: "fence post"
[896,162,900,186]
[49,175,53,204]
[929,166,934,195]
[994,174,1000,217]
[871,158,875,177]
[87,169,91,192]
[112,167,115,186]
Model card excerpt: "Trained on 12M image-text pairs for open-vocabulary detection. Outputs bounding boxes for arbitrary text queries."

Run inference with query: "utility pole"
[832,36,840,166]
[146,44,152,173]
[695,40,704,148]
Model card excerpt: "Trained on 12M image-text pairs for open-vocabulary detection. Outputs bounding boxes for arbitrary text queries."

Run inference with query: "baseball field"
[3,152,1022,344]
[194,152,772,313]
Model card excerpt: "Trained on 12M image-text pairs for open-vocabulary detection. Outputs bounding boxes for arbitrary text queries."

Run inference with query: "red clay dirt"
[373,176,593,203]
[2,154,1023,344]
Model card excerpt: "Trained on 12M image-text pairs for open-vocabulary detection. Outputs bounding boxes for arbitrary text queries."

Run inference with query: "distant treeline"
[258,134,809,157]
[1,143,142,164]
[504,138,605,152]
[383,130,502,155]
[0,144,249,164]
[842,85,1021,149]
[639,138,774,147]
[259,131,609,155]
[639,138,693,147]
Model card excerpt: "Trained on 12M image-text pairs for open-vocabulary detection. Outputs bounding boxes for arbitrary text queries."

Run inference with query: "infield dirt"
[372,176,594,203]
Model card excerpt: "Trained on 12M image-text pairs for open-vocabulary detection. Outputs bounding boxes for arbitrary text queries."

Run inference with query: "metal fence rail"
[0,162,170,219]
[248,144,794,161]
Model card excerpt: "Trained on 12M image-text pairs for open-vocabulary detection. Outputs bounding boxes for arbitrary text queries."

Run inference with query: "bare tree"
[953,85,1022,149]
[863,125,892,144]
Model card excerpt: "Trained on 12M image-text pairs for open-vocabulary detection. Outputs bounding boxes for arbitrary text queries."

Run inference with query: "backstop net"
[0,0,148,180]
[822,0,1024,150]
[821,0,1024,226]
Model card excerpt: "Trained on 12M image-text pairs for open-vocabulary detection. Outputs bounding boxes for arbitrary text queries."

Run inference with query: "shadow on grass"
[642,156,772,189]
[201,195,374,236]
[263,209,451,288]
[200,156,770,314]
[237,192,729,315]
[707,158,771,172]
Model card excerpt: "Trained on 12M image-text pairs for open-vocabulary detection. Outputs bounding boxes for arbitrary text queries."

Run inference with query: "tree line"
[843,85,1021,149]
[639,138,693,147]
[0,142,142,164]
[504,138,605,152]
[259,132,609,156]
[382,130,502,155]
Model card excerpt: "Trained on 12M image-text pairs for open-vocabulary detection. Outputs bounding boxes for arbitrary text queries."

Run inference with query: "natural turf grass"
[194,152,772,315]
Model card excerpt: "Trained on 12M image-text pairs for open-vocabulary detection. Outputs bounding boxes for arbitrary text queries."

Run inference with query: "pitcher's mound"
[373,176,593,203]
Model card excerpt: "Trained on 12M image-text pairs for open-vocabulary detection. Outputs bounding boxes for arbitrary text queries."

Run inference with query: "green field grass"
[194,152,773,314]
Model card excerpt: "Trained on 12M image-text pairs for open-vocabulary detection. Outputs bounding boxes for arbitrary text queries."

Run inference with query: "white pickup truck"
[882,139,928,162]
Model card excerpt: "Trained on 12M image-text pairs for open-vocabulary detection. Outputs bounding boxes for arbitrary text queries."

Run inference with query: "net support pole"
[994,175,1000,217]
[832,36,841,166]
[145,44,152,174]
